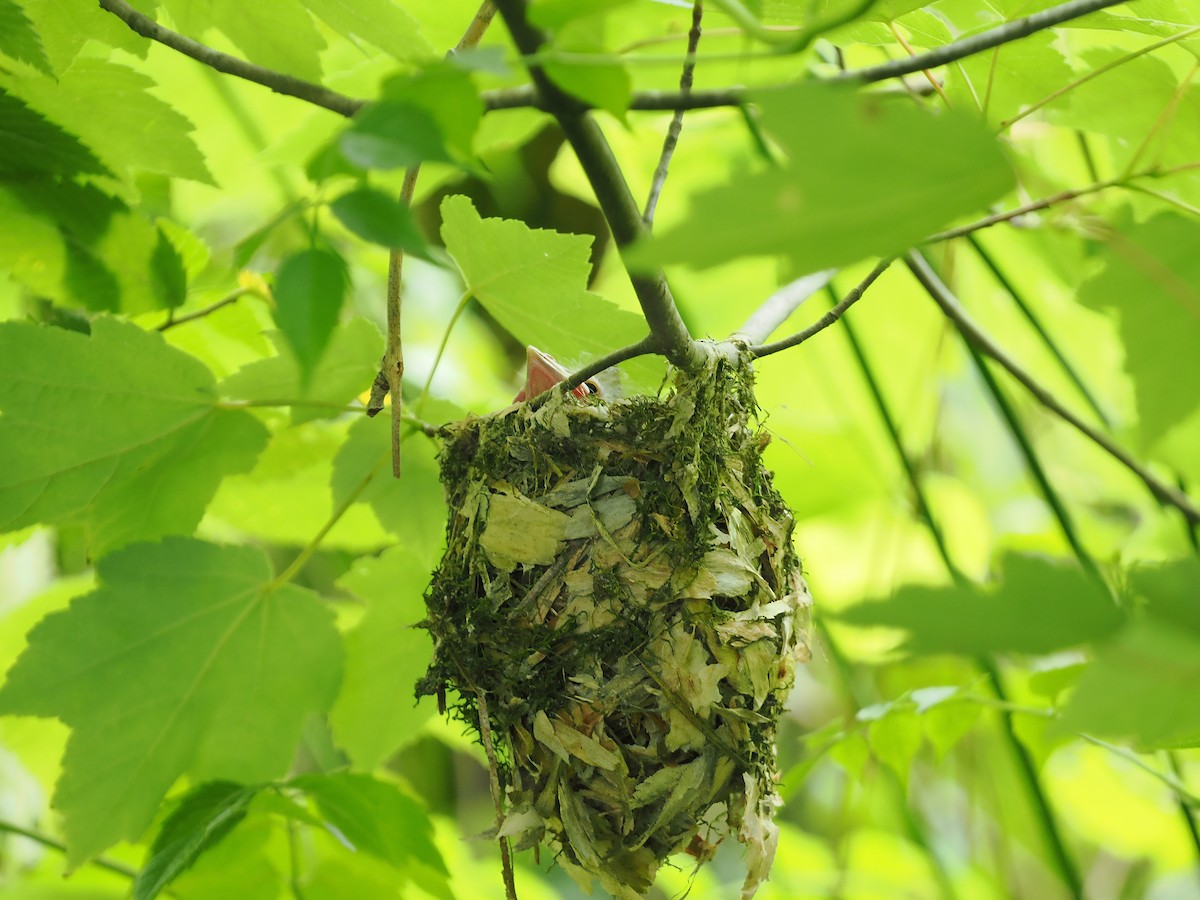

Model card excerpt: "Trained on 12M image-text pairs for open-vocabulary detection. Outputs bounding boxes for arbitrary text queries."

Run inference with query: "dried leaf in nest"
[418,353,812,899]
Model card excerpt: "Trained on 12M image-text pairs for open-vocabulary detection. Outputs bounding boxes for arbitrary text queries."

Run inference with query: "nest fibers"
[418,353,812,899]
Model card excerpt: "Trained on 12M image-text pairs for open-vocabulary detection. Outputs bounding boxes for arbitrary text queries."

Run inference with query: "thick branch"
[834,0,1125,85]
[749,259,892,357]
[732,269,836,345]
[99,0,364,117]
[491,0,702,371]
[905,251,1200,526]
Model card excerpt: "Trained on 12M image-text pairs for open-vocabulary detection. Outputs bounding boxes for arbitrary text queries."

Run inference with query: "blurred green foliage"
[1,0,1200,898]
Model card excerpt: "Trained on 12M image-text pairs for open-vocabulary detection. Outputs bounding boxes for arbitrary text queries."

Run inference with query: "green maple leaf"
[6,58,212,184]
[630,81,1014,272]
[0,317,268,553]
[0,537,344,866]
[440,195,662,392]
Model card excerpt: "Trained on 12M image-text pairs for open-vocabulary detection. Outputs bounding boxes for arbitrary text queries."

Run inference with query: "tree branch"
[491,0,703,371]
[0,819,139,881]
[749,259,892,357]
[731,269,836,345]
[98,0,364,118]
[559,336,658,396]
[833,0,1125,86]
[483,84,747,111]
[158,287,253,331]
[905,250,1200,526]
[643,1,704,227]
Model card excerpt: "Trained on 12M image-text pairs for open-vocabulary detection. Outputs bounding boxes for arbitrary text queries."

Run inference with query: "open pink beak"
[514,346,598,402]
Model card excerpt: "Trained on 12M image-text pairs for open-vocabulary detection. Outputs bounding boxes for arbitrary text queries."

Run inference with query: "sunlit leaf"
[160,0,326,81]
[835,555,1123,655]
[136,782,259,900]
[0,538,343,864]
[340,102,455,170]
[330,547,439,769]
[272,248,349,387]
[6,58,212,184]
[380,63,483,159]
[0,0,53,74]
[293,772,447,876]
[630,82,1014,272]
[221,317,382,424]
[1079,213,1200,445]
[331,188,433,256]
[0,318,267,551]
[0,89,104,177]
[298,0,434,61]
[439,194,661,391]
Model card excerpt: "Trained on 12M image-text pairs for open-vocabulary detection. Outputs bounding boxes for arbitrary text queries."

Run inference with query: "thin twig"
[482,78,936,112]
[0,819,139,881]
[475,690,518,900]
[1001,26,1200,131]
[1123,60,1200,178]
[922,160,1200,244]
[383,166,422,477]
[643,1,704,227]
[834,0,1125,86]
[965,235,1111,427]
[749,259,892,358]
[559,335,658,395]
[483,84,746,111]
[731,269,836,345]
[158,288,253,331]
[98,0,363,117]
[492,0,702,372]
[904,251,1200,525]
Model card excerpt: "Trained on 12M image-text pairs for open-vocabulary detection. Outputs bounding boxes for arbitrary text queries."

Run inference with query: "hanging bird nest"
[417,351,812,899]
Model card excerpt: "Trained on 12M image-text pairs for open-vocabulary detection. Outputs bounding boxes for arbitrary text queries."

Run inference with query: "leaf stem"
[267,452,387,590]
[0,819,139,881]
[749,258,893,358]
[98,0,363,117]
[158,288,255,331]
[642,1,704,227]
[904,251,1200,525]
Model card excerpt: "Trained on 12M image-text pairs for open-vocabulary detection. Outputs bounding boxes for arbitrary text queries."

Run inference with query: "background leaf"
[835,555,1123,655]
[0,538,343,865]
[0,0,53,74]
[330,547,439,770]
[293,772,447,878]
[630,82,1014,272]
[272,248,349,387]
[0,318,267,550]
[331,188,433,256]
[1079,213,1200,445]
[135,781,259,900]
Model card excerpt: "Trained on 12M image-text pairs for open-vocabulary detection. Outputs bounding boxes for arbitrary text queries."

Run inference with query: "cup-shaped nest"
[418,354,811,899]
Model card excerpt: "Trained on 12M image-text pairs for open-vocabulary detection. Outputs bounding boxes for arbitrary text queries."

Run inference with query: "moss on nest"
[417,353,812,899]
